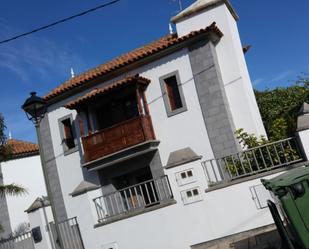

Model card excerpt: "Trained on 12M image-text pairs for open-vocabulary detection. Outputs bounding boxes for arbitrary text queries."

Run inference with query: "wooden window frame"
[58,114,78,155]
[159,70,187,117]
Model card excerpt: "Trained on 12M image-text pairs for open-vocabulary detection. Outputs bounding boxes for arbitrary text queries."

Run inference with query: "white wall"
[174,3,266,138]
[298,129,309,160]
[28,206,54,249]
[46,48,216,220]
[1,155,47,231]
[136,49,215,164]
[63,160,281,249]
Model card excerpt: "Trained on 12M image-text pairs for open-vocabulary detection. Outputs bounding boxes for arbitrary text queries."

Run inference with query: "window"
[95,90,139,130]
[160,71,187,117]
[175,169,196,186]
[59,115,76,154]
[181,187,202,205]
[164,75,183,110]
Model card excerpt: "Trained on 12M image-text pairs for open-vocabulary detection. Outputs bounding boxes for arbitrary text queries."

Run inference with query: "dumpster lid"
[262,166,309,191]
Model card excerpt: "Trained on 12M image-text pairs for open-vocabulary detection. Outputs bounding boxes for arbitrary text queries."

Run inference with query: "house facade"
[0,139,46,238]
[34,1,297,248]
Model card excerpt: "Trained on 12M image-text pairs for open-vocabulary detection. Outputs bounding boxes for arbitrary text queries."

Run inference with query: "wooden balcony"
[82,115,155,163]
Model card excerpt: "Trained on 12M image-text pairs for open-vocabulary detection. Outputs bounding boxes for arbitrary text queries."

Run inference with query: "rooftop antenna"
[169,23,174,34]
[70,67,75,78]
[171,0,183,12]
[178,0,183,11]
[8,131,12,140]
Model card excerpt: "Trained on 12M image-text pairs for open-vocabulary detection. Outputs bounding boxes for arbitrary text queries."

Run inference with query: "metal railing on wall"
[94,175,173,223]
[202,137,304,185]
[51,217,85,249]
[0,231,34,249]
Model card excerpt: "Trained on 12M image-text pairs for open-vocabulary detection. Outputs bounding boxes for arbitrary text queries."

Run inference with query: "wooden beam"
[136,87,143,115]
[77,114,85,137]
[142,90,150,116]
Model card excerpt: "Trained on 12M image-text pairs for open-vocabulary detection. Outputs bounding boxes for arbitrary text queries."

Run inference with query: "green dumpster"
[262,167,309,249]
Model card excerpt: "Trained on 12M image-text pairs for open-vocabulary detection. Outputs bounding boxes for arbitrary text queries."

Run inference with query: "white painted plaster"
[1,156,47,231]
[45,48,216,218]
[174,3,266,138]
[28,206,54,249]
[61,160,281,249]
[298,129,309,160]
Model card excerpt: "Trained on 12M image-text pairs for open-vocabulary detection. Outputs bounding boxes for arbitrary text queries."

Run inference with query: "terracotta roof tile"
[44,22,222,102]
[7,139,39,158]
[65,75,150,109]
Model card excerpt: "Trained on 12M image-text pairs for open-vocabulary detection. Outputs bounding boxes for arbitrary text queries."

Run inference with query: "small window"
[160,71,187,117]
[181,172,187,179]
[181,187,202,205]
[175,169,196,186]
[59,115,77,154]
[164,75,183,111]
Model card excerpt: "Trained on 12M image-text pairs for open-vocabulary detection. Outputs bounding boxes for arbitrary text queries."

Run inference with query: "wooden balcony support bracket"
[85,108,93,135]
[77,113,85,137]
[136,87,143,115]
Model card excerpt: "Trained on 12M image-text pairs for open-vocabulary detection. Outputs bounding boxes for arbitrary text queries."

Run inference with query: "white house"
[0,138,46,238]
[33,1,308,249]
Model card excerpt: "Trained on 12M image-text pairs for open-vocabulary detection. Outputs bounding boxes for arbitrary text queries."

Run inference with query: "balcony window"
[160,71,187,117]
[94,89,139,131]
[65,75,156,163]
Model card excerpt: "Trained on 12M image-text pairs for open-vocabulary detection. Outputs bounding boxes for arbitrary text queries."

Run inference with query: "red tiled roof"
[7,139,39,158]
[44,22,223,102]
[65,75,150,109]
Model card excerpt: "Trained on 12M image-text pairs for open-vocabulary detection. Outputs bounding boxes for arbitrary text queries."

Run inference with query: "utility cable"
[0,0,120,45]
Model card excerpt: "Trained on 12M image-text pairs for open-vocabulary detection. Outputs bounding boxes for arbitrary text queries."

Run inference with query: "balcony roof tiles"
[65,75,150,109]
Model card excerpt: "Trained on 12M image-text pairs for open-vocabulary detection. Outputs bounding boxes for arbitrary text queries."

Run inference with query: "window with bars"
[160,71,187,117]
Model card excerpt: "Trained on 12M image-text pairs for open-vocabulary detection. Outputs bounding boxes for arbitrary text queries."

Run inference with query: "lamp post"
[22,92,63,249]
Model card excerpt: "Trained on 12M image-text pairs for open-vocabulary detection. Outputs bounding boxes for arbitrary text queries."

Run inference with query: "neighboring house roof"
[6,139,39,159]
[44,22,223,103]
[25,197,50,213]
[171,0,238,23]
[65,75,150,109]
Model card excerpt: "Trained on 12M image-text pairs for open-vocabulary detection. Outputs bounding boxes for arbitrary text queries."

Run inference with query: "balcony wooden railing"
[82,115,155,163]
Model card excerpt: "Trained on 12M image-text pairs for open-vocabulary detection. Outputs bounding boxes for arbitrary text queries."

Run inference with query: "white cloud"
[0,22,84,83]
[269,70,293,83]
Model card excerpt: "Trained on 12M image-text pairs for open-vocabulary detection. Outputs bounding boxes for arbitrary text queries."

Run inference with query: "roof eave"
[45,26,222,106]
[171,0,239,24]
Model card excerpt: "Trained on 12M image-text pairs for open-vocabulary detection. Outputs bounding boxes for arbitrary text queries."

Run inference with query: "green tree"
[255,75,309,139]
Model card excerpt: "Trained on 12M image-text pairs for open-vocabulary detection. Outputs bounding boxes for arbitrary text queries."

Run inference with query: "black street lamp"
[22,92,47,125]
[22,92,63,249]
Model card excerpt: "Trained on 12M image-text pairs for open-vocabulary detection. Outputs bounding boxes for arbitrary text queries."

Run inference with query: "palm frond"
[0,184,28,197]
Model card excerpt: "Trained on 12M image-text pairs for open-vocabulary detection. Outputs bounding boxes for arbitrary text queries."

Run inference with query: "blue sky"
[0,0,309,142]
